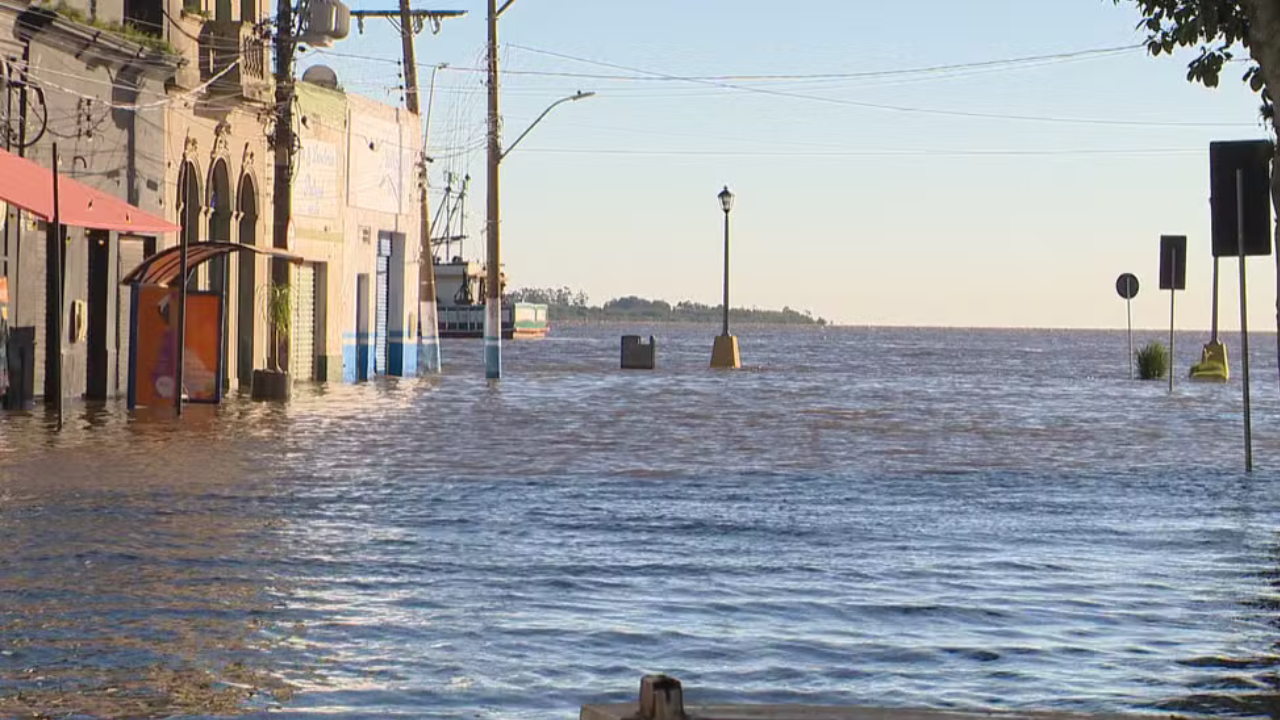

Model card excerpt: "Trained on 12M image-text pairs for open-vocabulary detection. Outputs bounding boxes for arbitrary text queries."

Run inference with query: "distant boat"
[434,258,548,340]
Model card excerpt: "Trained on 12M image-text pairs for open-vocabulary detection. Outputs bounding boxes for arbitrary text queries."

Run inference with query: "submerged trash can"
[4,326,35,410]
[621,335,656,370]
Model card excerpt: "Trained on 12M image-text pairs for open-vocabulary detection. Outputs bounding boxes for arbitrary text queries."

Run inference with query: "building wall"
[161,0,273,391]
[1,4,175,400]
[294,81,420,384]
[162,102,272,390]
[294,81,347,382]
[343,92,420,380]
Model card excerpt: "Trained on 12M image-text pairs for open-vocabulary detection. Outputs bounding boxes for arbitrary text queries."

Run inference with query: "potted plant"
[251,281,291,400]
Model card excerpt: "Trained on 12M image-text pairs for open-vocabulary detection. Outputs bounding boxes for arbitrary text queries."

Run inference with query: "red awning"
[0,146,180,233]
[122,241,303,286]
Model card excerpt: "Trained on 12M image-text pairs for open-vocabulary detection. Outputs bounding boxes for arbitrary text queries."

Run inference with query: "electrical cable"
[507,43,1255,128]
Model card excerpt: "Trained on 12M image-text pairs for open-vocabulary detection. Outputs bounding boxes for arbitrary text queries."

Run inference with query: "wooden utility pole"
[355,7,462,374]
[271,0,297,374]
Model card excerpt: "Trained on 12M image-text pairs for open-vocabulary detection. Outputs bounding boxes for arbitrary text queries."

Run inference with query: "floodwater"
[4,325,1280,719]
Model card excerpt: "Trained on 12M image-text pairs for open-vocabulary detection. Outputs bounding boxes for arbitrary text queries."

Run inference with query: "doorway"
[85,229,110,399]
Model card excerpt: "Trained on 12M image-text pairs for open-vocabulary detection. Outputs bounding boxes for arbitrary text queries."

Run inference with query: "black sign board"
[1159,235,1187,290]
[1115,273,1139,300]
[1210,140,1273,257]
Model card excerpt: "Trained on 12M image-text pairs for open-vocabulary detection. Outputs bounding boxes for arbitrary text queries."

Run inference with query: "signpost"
[1159,235,1186,394]
[1210,140,1273,473]
[1115,273,1138,379]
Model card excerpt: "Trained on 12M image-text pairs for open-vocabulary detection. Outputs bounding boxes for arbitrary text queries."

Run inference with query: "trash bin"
[4,326,35,410]
[621,335,656,370]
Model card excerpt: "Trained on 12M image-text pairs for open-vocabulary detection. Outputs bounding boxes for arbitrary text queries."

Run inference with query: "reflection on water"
[0,412,301,717]
[3,326,1280,718]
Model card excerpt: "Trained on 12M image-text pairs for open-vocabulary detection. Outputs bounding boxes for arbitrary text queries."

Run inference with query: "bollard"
[621,335,657,370]
[638,674,685,720]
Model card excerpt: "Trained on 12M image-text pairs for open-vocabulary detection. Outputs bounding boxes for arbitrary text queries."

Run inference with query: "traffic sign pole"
[1127,295,1133,379]
[1116,273,1139,379]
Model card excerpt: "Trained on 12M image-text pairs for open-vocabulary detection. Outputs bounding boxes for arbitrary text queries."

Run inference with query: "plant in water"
[266,282,291,372]
[1136,341,1169,380]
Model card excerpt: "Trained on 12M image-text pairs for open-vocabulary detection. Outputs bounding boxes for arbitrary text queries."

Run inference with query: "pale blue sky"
[300,0,1275,329]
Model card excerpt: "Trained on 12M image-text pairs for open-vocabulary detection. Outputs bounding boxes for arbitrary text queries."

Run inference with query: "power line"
[514,146,1203,158]
[507,43,1255,129]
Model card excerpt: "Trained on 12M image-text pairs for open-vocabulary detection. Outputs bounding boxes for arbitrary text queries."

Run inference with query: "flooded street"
[4,326,1280,719]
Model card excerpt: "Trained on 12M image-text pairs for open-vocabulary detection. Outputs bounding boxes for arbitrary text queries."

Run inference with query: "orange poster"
[130,285,223,408]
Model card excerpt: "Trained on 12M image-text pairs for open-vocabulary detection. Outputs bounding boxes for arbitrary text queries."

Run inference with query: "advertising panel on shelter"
[129,285,223,408]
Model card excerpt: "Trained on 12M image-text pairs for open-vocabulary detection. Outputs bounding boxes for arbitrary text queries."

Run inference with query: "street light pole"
[721,191,731,336]
[711,185,740,369]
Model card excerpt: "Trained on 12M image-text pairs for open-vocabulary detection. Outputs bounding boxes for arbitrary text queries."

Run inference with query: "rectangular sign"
[129,286,223,408]
[1210,140,1273,257]
[1159,235,1187,290]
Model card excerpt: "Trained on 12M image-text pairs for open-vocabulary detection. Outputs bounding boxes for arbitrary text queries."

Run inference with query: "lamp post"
[710,185,741,369]
[718,185,733,335]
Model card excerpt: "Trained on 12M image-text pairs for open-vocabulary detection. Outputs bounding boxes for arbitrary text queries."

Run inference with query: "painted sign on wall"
[129,285,223,408]
[350,116,408,215]
[296,139,341,220]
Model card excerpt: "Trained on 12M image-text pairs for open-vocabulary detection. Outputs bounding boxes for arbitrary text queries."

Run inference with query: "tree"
[1118,1,1280,216]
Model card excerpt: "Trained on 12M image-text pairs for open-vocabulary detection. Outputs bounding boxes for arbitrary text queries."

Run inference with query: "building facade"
[1,0,417,403]
[293,74,420,384]
[0,0,178,400]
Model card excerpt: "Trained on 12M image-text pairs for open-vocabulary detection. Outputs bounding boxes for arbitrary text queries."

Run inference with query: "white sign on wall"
[295,139,340,220]
[350,117,409,215]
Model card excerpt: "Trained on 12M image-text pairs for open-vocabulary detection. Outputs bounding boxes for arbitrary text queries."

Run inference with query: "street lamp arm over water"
[499,91,596,162]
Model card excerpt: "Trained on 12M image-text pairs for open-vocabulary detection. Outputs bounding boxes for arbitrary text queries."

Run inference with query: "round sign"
[1115,273,1139,300]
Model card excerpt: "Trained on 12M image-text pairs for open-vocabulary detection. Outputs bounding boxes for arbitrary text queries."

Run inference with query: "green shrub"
[1136,341,1169,380]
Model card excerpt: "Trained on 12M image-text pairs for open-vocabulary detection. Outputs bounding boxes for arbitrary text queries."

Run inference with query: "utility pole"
[353,8,462,375]
[484,0,502,379]
[393,0,437,374]
[481,0,590,379]
[271,0,297,374]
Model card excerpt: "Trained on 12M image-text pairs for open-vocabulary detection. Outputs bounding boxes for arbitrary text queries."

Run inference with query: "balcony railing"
[199,20,271,102]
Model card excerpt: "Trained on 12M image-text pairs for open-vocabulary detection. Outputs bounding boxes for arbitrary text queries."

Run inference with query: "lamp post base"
[711,334,741,369]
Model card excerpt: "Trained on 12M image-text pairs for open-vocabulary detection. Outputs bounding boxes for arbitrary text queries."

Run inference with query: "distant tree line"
[506,287,827,326]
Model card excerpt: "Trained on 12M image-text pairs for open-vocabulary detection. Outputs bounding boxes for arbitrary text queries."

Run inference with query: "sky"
[298,0,1279,330]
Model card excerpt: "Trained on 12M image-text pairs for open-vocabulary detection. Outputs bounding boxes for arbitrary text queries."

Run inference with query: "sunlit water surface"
[4,326,1280,719]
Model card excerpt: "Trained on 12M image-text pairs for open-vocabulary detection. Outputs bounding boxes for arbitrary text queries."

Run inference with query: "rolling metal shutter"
[374,237,390,375]
[291,262,315,381]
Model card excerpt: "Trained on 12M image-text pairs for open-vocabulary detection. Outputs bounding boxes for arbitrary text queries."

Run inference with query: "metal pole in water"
[1169,254,1176,394]
[51,142,62,431]
[1126,294,1133,379]
[1237,168,1253,472]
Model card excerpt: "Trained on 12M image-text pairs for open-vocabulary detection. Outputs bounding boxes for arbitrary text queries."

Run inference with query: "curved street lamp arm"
[499,91,595,162]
